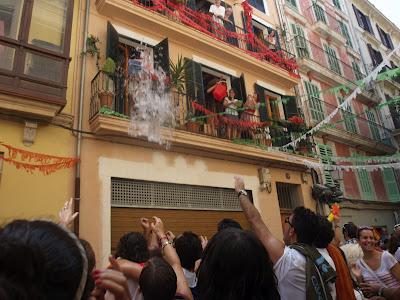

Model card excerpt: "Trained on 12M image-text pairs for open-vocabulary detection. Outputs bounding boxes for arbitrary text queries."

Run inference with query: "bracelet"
[161,240,172,251]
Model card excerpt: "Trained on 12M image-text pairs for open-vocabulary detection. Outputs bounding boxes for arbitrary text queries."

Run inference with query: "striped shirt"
[357,251,400,289]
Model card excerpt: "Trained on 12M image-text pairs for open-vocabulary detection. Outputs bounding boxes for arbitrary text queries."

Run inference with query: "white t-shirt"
[274,246,337,300]
[340,243,363,266]
[395,247,400,262]
[183,268,198,288]
[209,4,225,24]
[357,251,400,289]
[105,278,143,300]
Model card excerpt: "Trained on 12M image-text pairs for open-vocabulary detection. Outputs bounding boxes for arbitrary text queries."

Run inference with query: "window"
[276,182,300,209]
[324,44,341,75]
[367,44,383,67]
[383,168,400,202]
[332,0,341,10]
[365,110,381,141]
[313,3,327,24]
[291,24,309,58]
[352,5,373,34]
[376,25,394,50]
[248,0,267,14]
[318,144,335,187]
[338,97,357,134]
[0,0,74,104]
[338,20,353,48]
[304,81,324,122]
[286,0,297,10]
[352,61,363,81]
[353,152,375,201]
[254,84,283,121]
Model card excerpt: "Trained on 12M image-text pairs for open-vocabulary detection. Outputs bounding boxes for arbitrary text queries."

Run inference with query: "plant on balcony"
[287,116,306,132]
[169,55,189,94]
[98,57,116,109]
[296,136,314,156]
[81,35,101,70]
[185,110,204,134]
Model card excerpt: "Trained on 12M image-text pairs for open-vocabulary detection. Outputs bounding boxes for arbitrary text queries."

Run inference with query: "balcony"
[88,70,317,170]
[303,98,396,154]
[377,65,400,91]
[304,4,346,46]
[95,0,299,88]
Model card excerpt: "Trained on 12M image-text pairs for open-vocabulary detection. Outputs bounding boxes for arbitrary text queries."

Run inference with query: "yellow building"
[0,1,80,221]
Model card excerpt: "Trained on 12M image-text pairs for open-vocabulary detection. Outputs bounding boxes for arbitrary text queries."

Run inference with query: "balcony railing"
[291,37,362,84]
[90,70,313,153]
[126,0,298,74]
[304,97,394,147]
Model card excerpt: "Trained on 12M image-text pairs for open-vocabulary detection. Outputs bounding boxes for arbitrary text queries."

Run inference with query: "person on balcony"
[223,8,237,45]
[223,89,241,140]
[209,0,225,39]
[240,94,259,141]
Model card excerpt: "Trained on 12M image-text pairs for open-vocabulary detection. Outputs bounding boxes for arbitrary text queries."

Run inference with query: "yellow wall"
[0,119,75,223]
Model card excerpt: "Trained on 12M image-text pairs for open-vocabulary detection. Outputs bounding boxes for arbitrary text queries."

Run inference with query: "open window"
[254,84,286,122]
[106,22,170,114]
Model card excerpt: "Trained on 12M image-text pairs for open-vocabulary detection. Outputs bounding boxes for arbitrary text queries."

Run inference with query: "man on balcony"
[209,0,225,25]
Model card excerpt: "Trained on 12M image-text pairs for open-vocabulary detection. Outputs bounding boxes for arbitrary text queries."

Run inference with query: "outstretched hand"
[59,198,78,227]
[151,216,166,239]
[234,176,245,193]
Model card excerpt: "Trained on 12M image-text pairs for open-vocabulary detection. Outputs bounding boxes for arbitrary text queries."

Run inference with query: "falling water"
[128,46,176,147]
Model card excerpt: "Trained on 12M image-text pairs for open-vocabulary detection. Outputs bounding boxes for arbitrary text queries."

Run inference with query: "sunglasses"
[285,217,293,227]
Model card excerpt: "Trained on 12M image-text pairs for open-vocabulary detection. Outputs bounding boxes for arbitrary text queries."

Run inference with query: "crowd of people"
[1,177,400,300]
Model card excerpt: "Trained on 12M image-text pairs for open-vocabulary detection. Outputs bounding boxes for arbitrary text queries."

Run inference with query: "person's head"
[387,234,400,255]
[197,228,280,300]
[357,226,376,253]
[214,0,221,6]
[0,220,88,300]
[313,215,334,248]
[228,88,236,99]
[394,224,400,237]
[342,222,358,241]
[139,257,177,300]
[225,7,233,18]
[217,218,242,232]
[283,206,319,246]
[175,231,202,271]
[115,232,149,263]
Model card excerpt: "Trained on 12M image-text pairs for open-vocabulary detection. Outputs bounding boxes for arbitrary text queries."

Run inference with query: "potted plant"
[81,35,101,70]
[287,116,306,132]
[169,55,189,94]
[99,57,116,109]
[185,111,203,133]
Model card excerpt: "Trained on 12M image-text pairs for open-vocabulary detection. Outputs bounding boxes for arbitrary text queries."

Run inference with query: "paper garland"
[0,143,79,175]
[302,160,400,172]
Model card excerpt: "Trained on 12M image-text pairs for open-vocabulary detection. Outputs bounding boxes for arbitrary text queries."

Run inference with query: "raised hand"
[234,176,245,193]
[59,198,78,227]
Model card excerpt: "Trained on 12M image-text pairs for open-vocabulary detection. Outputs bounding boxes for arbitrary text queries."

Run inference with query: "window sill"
[284,4,307,25]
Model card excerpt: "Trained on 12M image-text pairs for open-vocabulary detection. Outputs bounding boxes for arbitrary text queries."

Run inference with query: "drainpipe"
[74,0,90,236]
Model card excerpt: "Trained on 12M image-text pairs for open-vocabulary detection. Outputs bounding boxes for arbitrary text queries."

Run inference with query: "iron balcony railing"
[90,70,314,151]
[303,97,394,147]
[290,36,364,84]
[127,0,297,73]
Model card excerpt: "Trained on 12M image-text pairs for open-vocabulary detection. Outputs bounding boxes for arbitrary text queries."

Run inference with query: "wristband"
[161,240,172,251]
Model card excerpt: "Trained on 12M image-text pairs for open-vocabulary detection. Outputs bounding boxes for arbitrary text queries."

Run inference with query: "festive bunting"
[0,143,79,175]
[301,159,400,172]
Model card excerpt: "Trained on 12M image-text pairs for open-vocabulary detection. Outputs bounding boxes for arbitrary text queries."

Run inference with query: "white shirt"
[395,247,400,262]
[105,278,143,300]
[209,4,225,24]
[340,243,363,266]
[183,268,198,288]
[274,246,337,300]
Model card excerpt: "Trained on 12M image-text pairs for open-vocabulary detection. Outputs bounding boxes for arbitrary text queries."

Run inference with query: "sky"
[368,0,400,29]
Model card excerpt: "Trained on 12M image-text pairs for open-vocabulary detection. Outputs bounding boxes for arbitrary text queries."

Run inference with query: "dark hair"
[314,216,334,248]
[175,231,202,270]
[388,234,400,255]
[342,222,358,239]
[80,238,96,300]
[115,232,149,263]
[357,226,374,239]
[139,257,177,300]
[0,220,86,300]
[197,228,280,300]
[217,218,242,232]
[291,206,320,245]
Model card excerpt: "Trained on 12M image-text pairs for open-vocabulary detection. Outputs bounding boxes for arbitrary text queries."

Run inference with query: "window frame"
[324,44,342,75]
[247,0,269,15]
[338,20,353,49]
[286,0,298,10]
[332,0,341,11]
[304,81,324,123]
[376,25,394,50]
[317,143,335,187]
[0,0,74,105]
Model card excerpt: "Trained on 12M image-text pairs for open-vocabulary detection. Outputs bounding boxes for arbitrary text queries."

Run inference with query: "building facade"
[277,0,400,230]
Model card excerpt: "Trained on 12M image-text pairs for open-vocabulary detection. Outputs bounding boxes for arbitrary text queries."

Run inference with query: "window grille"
[276,182,300,209]
[111,178,252,211]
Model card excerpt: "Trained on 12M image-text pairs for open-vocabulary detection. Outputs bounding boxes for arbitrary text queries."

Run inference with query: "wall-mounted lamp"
[258,167,272,193]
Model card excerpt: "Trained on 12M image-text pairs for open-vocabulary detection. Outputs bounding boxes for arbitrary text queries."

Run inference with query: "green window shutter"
[291,24,309,58]
[338,97,358,133]
[318,144,335,186]
[333,0,341,10]
[314,4,327,24]
[305,81,324,122]
[365,110,381,141]
[338,21,353,48]
[352,61,363,80]
[352,153,375,200]
[324,45,341,75]
[383,168,400,201]
[286,0,297,9]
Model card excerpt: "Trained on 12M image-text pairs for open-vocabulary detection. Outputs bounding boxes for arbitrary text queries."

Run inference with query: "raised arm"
[234,176,285,263]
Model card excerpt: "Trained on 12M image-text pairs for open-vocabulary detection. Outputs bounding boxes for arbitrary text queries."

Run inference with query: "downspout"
[74,0,90,236]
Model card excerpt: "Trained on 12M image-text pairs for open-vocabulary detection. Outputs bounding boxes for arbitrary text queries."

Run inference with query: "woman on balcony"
[223,89,241,140]
[240,94,259,141]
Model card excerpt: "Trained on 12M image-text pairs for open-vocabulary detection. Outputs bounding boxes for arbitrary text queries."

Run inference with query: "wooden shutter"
[383,168,400,202]
[333,0,341,10]
[352,5,364,28]
[231,74,246,102]
[153,38,170,78]
[318,144,335,186]
[338,97,357,133]
[339,21,353,48]
[184,58,205,105]
[358,169,374,200]
[352,61,363,81]
[324,44,341,75]
[283,96,298,119]
[291,24,308,58]
[254,83,268,121]
[313,4,327,24]
[286,0,297,9]
[365,15,373,34]
[366,110,381,141]
[305,81,324,122]
[107,22,119,62]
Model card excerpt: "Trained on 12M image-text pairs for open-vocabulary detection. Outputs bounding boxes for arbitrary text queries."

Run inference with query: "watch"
[237,189,248,198]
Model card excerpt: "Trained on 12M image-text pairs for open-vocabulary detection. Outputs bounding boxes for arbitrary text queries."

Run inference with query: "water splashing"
[128,47,176,147]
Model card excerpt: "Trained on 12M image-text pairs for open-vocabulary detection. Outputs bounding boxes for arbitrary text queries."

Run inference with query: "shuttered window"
[248,0,266,13]
[332,0,341,10]
[352,153,375,201]
[324,44,341,75]
[313,4,327,24]
[352,61,363,81]
[318,144,335,187]
[376,25,394,50]
[383,168,400,201]
[365,110,381,141]
[338,20,353,48]
[352,5,373,34]
[304,81,324,122]
[276,183,300,209]
[286,0,297,9]
[338,97,358,133]
[291,24,309,58]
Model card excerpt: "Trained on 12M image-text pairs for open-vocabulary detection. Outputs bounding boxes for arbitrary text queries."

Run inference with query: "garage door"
[111,178,251,251]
